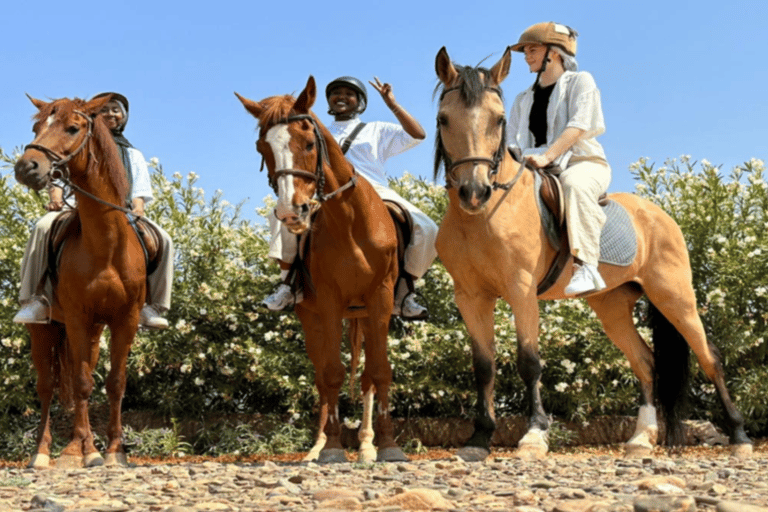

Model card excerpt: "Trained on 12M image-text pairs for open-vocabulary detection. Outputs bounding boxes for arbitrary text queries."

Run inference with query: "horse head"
[435,46,512,213]
[15,95,112,192]
[236,76,328,234]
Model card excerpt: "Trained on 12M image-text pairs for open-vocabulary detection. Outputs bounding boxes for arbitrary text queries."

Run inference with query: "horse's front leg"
[103,318,138,466]
[510,291,549,460]
[454,289,498,462]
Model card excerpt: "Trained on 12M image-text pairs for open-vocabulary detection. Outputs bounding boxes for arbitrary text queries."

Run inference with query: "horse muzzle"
[276,202,312,234]
[14,157,51,192]
[457,180,492,213]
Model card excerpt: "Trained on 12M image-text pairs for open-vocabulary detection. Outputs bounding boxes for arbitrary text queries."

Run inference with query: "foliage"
[1,145,767,460]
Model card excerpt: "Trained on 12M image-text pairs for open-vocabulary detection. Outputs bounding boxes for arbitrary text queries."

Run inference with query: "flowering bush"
[1,146,766,459]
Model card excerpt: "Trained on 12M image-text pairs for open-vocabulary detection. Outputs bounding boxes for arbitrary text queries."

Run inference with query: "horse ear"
[85,94,113,116]
[235,92,265,119]
[26,94,48,111]
[294,76,317,113]
[489,46,512,86]
[435,46,459,86]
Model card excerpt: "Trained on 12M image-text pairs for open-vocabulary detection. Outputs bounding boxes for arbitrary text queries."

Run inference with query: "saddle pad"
[534,172,637,266]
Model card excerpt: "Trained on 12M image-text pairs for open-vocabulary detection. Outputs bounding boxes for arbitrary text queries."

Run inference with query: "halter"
[263,114,356,203]
[437,86,522,191]
[24,110,137,216]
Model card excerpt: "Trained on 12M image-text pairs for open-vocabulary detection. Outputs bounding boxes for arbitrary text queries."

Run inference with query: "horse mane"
[433,63,506,180]
[33,98,130,202]
[254,94,300,130]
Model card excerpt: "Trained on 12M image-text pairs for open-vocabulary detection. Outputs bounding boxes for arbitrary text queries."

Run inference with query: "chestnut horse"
[235,76,406,463]
[433,47,752,461]
[14,95,146,468]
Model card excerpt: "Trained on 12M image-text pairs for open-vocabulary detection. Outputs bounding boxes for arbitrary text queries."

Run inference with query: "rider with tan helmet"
[508,22,611,295]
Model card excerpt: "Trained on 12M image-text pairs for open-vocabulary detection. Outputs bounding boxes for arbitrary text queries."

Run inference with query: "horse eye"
[438,115,448,127]
[306,142,315,151]
[66,126,80,135]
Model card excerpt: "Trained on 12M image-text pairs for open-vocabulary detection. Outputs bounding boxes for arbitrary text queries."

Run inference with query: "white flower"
[194,377,205,386]
[554,382,568,392]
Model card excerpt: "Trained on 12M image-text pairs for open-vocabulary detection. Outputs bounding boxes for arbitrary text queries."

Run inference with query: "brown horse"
[14,95,146,468]
[235,76,406,463]
[433,47,752,461]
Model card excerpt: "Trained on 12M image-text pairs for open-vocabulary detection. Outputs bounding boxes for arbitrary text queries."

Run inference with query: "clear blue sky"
[2,0,766,222]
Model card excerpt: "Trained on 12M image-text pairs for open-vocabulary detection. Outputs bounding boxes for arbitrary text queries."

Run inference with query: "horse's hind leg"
[27,324,65,469]
[103,322,136,466]
[587,284,657,457]
[645,281,752,457]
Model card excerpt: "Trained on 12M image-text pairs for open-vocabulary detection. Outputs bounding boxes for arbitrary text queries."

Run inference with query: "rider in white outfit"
[263,76,438,319]
[507,22,611,295]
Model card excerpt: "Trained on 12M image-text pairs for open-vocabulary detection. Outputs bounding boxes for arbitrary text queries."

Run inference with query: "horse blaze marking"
[46,115,56,128]
[265,125,295,204]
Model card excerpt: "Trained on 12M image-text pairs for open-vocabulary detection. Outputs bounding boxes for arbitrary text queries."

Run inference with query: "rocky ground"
[1,443,767,512]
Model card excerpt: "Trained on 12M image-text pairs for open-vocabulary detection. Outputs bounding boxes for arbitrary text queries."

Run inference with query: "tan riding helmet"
[511,22,578,56]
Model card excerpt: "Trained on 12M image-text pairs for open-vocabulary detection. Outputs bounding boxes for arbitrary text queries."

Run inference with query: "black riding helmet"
[325,76,367,115]
[91,92,130,133]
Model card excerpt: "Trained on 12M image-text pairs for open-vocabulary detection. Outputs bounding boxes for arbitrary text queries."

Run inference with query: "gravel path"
[1,445,767,512]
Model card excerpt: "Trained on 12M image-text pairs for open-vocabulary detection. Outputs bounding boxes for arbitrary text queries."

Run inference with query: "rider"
[507,22,611,295]
[13,92,174,329]
[262,76,438,319]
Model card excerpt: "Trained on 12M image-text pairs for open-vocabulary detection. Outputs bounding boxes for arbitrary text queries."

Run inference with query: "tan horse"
[433,47,752,461]
[14,95,146,468]
[235,76,406,463]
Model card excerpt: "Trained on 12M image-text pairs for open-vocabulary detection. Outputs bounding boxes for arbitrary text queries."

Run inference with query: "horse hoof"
[318,448,348,464]
[104,452,128,466]
[84,452,105,467]
[456,446,490,462]
[56,454,83,468]
[731,443,753,459]
[624,443,653,459]
[27,454,51,469]
[376,447,408,463]
[515,445,548,461]
[358,447,377,464]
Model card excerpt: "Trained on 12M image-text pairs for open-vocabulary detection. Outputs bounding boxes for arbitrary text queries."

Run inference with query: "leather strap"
[340,122,366,155]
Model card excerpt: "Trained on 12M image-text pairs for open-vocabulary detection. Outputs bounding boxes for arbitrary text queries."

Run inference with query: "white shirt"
[328,118,421,186]
[126,147,154,203]
[507,71,607,168]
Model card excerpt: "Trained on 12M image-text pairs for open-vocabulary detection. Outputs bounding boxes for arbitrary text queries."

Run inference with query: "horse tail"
[348,319,364,403]
[54,331,75,411]
[649,301,690,446]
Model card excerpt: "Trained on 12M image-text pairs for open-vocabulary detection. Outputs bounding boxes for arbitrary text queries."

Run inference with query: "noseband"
[438,86,523,191]
[262,114,356,203]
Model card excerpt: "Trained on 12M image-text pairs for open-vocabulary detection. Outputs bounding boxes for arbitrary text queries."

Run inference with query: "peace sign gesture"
[369,76,397,109]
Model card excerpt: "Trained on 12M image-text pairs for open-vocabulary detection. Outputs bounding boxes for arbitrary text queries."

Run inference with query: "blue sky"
[2,0,766,223]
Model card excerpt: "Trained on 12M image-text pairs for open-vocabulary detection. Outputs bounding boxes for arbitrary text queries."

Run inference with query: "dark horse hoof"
[457,446,490,462]
[376,447,408,462]
[318,448,348,464]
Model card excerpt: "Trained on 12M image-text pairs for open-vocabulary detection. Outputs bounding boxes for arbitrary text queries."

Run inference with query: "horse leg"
[586,284,658,457]
[298,307,348,463]
[27,324,65,469]
[357,382,377,463]
[454,290,498,461]
[645,282,752,457]
[510,292,549,460]
[56,322,100,468]
[303,400,328,462]
[360,298,406,462]
[102,322,137,466]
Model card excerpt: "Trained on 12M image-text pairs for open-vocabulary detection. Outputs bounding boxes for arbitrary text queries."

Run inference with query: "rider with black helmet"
[263,76,438,319]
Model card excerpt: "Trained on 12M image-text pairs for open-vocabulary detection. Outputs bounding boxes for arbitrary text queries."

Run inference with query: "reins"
[263,114,357,203]
[25,110,137,217]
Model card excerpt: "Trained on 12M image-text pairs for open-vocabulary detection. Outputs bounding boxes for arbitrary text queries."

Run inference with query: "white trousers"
[559,161,612,268]
[18,211,174,310]
[268,180,438,279]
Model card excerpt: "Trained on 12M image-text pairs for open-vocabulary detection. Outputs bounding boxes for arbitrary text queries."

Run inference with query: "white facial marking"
[45,115,56,128]
[265,125,296,216]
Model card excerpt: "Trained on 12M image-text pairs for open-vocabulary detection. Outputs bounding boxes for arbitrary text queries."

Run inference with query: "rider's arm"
[46,185,65,211]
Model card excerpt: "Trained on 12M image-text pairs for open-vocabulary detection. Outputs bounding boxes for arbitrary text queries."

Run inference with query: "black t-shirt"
[529,83,555,148]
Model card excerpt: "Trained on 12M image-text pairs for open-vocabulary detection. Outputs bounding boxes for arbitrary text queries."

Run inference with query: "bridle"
[24,109,137,216]
[261,114,356,204]
[437,86,526,192]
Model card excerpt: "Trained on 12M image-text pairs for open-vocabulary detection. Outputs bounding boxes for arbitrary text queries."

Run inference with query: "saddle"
[535,168,608,296]
[47,211,162,286]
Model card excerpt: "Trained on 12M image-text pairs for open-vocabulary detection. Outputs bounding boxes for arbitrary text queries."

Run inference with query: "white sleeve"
[126,148,154,203]
[565,72,606,139]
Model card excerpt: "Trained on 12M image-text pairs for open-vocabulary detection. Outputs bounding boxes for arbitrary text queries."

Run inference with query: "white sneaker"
[393,280,428,320]
[564,263,606,296]
[140,304,169,329]
[13,298,49,324]
[262,283,302,311]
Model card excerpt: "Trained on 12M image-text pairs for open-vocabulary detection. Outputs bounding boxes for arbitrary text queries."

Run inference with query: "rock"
[634,495,696,512]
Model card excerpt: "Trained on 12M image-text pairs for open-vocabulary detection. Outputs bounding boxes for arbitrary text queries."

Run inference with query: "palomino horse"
[433,47,752,461]
[235,76,406,463]
[14,95,146,468]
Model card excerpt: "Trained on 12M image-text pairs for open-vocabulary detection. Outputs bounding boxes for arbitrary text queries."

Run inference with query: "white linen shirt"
[328,118,421,186]
[507,71,607,169]
[126,147,154,203]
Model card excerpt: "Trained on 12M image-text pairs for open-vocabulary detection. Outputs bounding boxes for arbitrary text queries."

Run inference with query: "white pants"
[19,211,174,311]
[268,180,438,279]
[559,161,612,268]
